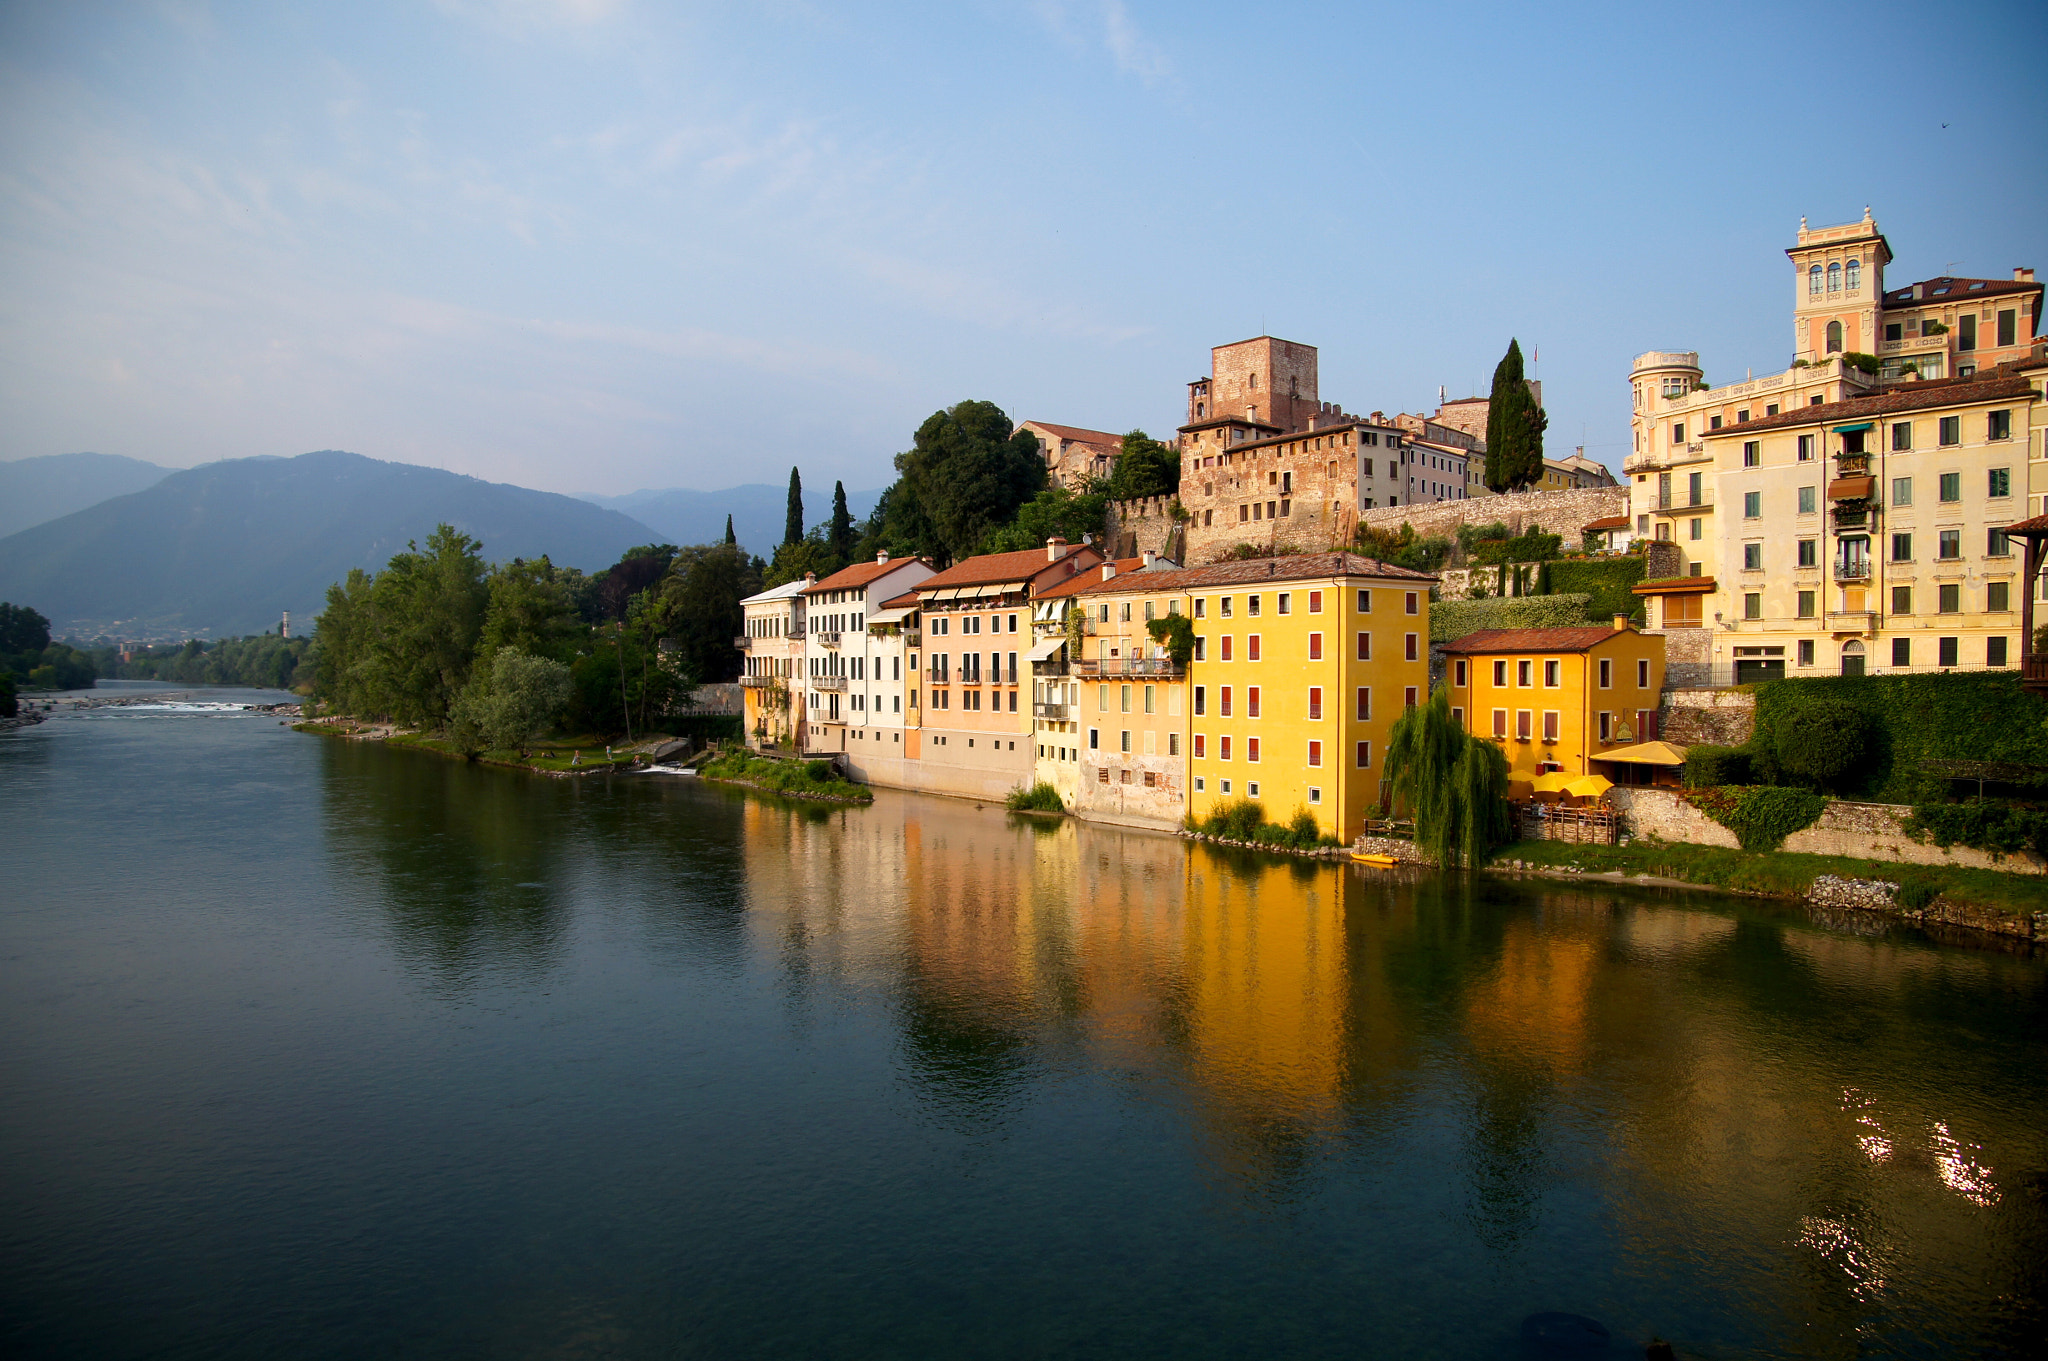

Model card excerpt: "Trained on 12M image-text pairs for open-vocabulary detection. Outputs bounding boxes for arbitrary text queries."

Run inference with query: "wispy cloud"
[1029,0,1173,88]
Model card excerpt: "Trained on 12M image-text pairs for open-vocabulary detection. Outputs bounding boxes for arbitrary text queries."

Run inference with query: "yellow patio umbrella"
[1564,773,1613,799]
[1530,771,1576,794]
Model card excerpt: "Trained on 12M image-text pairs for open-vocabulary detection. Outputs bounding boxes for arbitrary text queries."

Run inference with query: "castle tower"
[1185,336,1318,432]
[1787,208,1891,363]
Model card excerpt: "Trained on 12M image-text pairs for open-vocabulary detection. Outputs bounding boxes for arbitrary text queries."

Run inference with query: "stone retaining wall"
[1356,486,1627,543]
[1660,687,1755,746]
[1611,787,2046,874]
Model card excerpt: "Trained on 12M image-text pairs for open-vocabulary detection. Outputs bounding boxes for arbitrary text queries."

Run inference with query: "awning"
[919,586,962,604]
[1827,475,1875,501]
[1589,740,1690,766]
[866,606,913,626]
[1831,421,1874,433]
[1026,637,1067,662]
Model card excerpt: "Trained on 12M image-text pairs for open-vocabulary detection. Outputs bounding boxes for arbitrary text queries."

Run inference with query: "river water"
[3,688,2044,1359]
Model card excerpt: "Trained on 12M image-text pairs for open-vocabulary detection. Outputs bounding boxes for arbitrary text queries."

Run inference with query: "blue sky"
[2,0,2042,497]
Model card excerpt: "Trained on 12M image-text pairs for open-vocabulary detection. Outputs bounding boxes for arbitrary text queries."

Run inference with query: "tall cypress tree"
[1484,340,1542,492]
[828,481,856,565]
[783,467,804,546]
[724,514,737,546]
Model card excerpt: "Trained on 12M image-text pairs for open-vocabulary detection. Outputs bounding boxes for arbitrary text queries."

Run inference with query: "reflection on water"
[5,712,2046,1359]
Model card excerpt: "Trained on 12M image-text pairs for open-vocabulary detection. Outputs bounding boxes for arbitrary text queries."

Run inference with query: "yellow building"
[1064,560,1195,830]
[1439,623,1667,781]
[1183,553,1435,842]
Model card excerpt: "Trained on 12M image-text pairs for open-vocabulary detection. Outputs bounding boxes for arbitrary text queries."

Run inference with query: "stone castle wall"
[1659,687,1756,746]
[1174,433,1362,564]
[1355,485,1628,543]
[1104,496,1184,561]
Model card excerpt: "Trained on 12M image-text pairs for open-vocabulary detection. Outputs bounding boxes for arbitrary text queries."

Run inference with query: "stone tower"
[1186,337,1319,433]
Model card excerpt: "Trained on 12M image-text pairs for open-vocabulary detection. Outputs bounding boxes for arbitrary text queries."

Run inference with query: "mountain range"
[580,482,883,556]
[0,451,667,641]
[0,452,172,539]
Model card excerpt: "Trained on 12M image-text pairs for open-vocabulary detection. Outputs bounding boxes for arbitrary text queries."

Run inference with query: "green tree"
[783,467,804,547]
[829,481,857,563]
[659,542,754,684]
[1765,698,1870,791]
[0,602,51,659]
[979,479,1110,554]
[1385,686,1511,868]
[1484,340,1547,492]
[1105,430,1179,501]
[452,646,575,753]
[333,525,489,727]
[592,544,677,621]
[0,670,15,718]
[761,536,839,589]
[479,557,585,663]
[884,400,1046,565]
[724,514,737,546]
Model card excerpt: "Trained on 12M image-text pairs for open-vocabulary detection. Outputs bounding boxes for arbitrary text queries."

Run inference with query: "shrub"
[1683,744,1752,788]
[1765,698,1869,790]
[1202,799,1267,840]
[1685,785,1827,852]
[806,759,833,781]
[1287,809,1320,845]
[1538,558,1646,624]
[1005,782,1066,813]
[1145,612,1196,668]
[1431,594,1594,644]
[1904,798,2048,858]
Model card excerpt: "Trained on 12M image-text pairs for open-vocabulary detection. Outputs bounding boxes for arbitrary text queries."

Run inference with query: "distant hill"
[0,450,666,640]
[582,483,884,557]
[0,452,172,538]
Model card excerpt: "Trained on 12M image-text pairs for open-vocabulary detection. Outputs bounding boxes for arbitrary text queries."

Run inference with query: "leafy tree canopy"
[883,400,1045,565]
[980,480,1109,555]
[1483,339,1547,492]
[0,602,51,656]
[1105,430,1179,501]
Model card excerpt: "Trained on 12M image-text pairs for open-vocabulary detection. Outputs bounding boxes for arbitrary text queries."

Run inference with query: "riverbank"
[693,751,873,804]
[294,717,672,777]
[1498,838,2048,940]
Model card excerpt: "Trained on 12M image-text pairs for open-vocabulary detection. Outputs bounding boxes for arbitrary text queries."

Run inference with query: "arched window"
[1827,262,1841,293]
[1809,264,1823,297]
[1844,258,1861,292]
[1826,320,1843,353]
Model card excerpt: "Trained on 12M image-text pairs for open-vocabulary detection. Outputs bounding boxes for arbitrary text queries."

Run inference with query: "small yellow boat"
[1350,853,1400,868]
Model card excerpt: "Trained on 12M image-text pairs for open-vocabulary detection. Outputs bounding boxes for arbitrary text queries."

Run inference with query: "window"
[1143,684,1155,714]
[1845,258,1860,291]
[1120,729,1131,753]
[1798,485,1816,514]
[1308,687,1322,720]
[1826,320,1843,353]
[1891,533,1912,562]
[1089,728,1099,749]
[1356,632,1372,660]
[1990,468,2011,498]
[1939,584,1961,614]
[1988,636,2010,667]
[1404,686,1418,709]
[1892,638,1911,667]
[1491,709,1507,738]
[1743,440,1761,467]
[1599,712,1612,743]
[1541,711,1560,742]
[1798,639,1814,667]
[1996,309,2017,348]
[1797,590,1815,618]
[1988,581,2010,612]
[1455,659,1468,687]
[1356,687,1371,720]
[1307,740,1322,767]
[1220,736,1231,760]
[1221,636,1232,661]
[1637,659,1650,688]
[1517,659,1532,687]
[1939,529,1961,560]
[1308,632,1322,660]
[1598,658,1611,688]
[1989,410,2012,442]
[1892,422,1912,452]
[1798,538,1818,567]
[1892,477,1912,507]
[1247,635,1261,661]
[1277,593,1290,615]
[1356,589,1371,612]
[1193,685,1205,716]
[1939,637,1959,668]
[1405,592,1419,615]
[1220,686,1232,717]
[1690,518,1703,541]
[1892,586,1912,615]
[1808,264,1823,297]
[1247,595,1261,617]
[1492,659,1507,686]
[1939,472,1960,503]
[1193,734,1205,758]
[1516,710,1532,740]
[1797,434,1814,461]
[1194,598,1206,618]
[1744,592,1761,620]
[1744,543,1762,570]
[1308,591,1322,613]
[1827,261,1841,294]
[1958,314,1976,352]
[1356,741,1372,768]
[1671,422,1686,444]
[1246,686,1260,718]
[1938,416,1960,446]
[1744,490,1761,518]
[1220,597,1233,617]
[1247,737,1260,763]
[1120,684,1131,713]
[1404,634,1418,661]
[1542,659,1560,687]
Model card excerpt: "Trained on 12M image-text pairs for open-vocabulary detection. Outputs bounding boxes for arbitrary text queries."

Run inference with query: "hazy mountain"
[0,452,172,538]
[0,450,665,641]
[582,482,884,556]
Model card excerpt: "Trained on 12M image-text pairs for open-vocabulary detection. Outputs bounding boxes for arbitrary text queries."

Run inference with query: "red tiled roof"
[802,556,929,595]
[1071,551,1436,597]
[1633,576,1717,595]
[2000,514,2048,536]
[1883,275,2043,308]
[1695,373,2036,439]
[1438,627,1626,655]
[1035,557,1152,600]
[879,591,921,610]
[913,546,1101,591]
[1583,515,1631,531]
[1026,421,1124,448]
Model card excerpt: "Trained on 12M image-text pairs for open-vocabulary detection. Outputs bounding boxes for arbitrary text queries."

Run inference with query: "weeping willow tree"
[1385,685,1512,868]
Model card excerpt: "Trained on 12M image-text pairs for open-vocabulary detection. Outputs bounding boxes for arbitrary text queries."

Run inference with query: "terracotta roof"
[1633,576,1718,595]
[1072,551,1437,597]
[1695,373,2036,439]
[1034,557,1152,600]
[2000,514,2048,536]
[913,546,1100,591]
[1883,275,2043,308]
[1438,627,1626,655]
[879,591,921,610]
[1583,515,1631,531]
[802,556,929,595]
[1026,421,1123,448]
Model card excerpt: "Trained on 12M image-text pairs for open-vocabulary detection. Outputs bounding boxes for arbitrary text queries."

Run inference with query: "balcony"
[734,635,752,650]
[1828,611,1876,635]
[1033,702,1071,720]
[927,670,950,685]
[902,630,920,648]
[1650,490,1714,512]
[1073,656,1185,678]
[814,631,842,648]
[740,674,777,688]
[1834,561,1872,582]
[813,676,846,692]
[1830,507,1874,532]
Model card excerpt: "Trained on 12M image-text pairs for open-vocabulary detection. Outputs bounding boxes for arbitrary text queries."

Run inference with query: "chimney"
[1101,562,1116,581]
[1046,536,1068,561]
[1141,549,1156,569]
[877,549,890,564]
[804,572,816,586]
[2018,267,2036,283]
[1613,614,1631,632]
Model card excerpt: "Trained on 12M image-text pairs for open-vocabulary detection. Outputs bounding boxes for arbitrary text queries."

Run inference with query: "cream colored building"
[1626,209,2045,680]
[739,577,808,750]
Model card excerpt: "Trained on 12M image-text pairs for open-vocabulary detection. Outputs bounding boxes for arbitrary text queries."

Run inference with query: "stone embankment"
[1356,486,1627,542]
[0,711,48,733]
[1806,874,2048,941]
[1610,787,2045,875]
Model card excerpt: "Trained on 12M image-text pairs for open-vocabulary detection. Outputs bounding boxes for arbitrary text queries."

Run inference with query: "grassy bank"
[695,750,873,803]
[1500,838,2048,923]
[305,723,649,774]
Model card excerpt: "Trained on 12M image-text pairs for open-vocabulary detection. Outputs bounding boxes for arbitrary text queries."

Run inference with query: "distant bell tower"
[1787,207,1891,364]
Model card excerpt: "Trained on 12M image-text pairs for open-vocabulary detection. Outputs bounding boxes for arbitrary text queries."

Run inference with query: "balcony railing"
[812,676,846,691]
[1650,491,1713,511]
[1830,508,1872,531]
[1834,561,1872,582]
[1033,702,1071,720]
[902,631,920,648]
[740,674,777,688]
[734,635,752,650]
[1073,656,1185,678]
[814,631,841,648]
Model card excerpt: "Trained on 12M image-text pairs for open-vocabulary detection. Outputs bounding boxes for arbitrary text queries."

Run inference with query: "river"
[3,687,2043,1359]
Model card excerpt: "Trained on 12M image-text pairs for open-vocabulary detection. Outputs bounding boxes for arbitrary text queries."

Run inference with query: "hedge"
[1681,744,1751,788]
[1748,672,2048,804]
[1683,785,1828,852]
[1538,557,1646,625]
[1430,593,1593,644]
